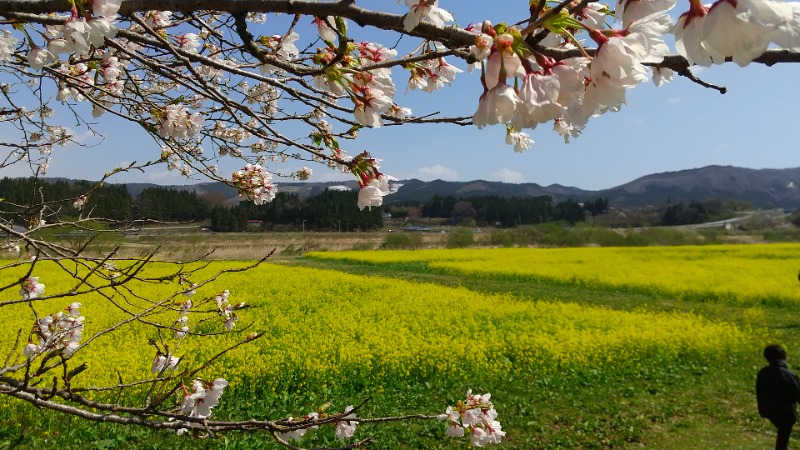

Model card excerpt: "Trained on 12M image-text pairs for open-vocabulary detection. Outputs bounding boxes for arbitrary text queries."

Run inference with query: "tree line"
[0,177,133,222]
[412,194,609,227]
[0,178,383,232]
[211,190,384,232]
[3,177,748,231]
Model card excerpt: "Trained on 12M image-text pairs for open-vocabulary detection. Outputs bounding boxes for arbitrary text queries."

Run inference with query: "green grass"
[0,255,792,449]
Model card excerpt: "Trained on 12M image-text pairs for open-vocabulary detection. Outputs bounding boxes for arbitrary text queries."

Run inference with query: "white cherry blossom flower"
[0,30,18,62]
[86,18,117,47]
[174,326,188,339]
[505,130,534,153]
[473,84,521,129]
[23,343,39,359]
[403,0,454,31]
[232,164,277,205]
[470,427,488,447]
[20,276,45,299]
[674,5,713,66]
[617,0,676,27]
[177,33,201,53]
[335,406,358,441]
[386,104,412,119]
[470,33,494,61]
[357,41,398,62]
[67,302,82,316]
[578,2,610,28]
[144,11,172,29]
[223,314,238,331]
[483,34,523,90]
[353,88,392,128]
[27,48,57,71]
[314,16,344,43]
[652,66,675,86]
[440,390,503,445]
[73,195,87,210]
[93,0,122,18]
[357,175,393,210]
[703,0,770,66]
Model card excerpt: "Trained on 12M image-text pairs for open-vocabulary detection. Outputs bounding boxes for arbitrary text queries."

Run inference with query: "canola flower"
[308,243,800,306]
[1,260,747,396]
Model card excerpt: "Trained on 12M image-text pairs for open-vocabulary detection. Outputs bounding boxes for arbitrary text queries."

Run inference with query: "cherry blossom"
[473,83,521,129]
[27,48,58,71]
[352,88,393,128]
[701,0,797,66]
[335,406,358,441]
[24,304,86,359]
[67,302,82,317]
[295,167,313,181]
[144,11,171,29]
[386,104,412,119]
[20,276,45,299]
[231,164,277,205]
[174,325,189,338]
[0,30,17,62]
[158,104,203,139]
[505,130,533,153]
[176,33,201,53]
[73,195,87,209]
[438,390,504,446]
[469,32,494,62]
[578,3,611,29]
[357,174,394,210]
[483,33,523,91]
[674,5,712,66]
[151,353,180,373]
[93,0,122,19]
[403,0,455,32]
[314,16,345,44]
[617,0,676,27]
[180,378,228,419]
[23,342,39,359]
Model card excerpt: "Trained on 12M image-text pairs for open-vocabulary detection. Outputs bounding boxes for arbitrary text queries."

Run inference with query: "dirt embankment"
[99,231,447,260]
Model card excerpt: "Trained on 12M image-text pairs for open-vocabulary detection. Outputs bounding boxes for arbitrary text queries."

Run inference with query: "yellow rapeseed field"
[308,243,800,306]
[0,259,747,397]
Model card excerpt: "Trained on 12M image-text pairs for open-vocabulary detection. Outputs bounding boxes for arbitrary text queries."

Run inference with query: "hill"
[387,166,800,209]
[597,165,800,209]
[33,165,800,210]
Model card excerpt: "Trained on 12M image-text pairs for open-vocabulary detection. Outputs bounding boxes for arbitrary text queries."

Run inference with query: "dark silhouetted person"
[757,344,800,450]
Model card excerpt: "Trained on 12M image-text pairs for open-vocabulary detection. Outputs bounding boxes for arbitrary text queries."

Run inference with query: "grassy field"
[1,243,798,449]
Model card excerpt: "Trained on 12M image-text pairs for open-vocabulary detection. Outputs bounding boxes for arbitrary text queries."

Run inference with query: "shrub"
[384,233,412,249]
[489,229,514,247]
[446,228,474,248]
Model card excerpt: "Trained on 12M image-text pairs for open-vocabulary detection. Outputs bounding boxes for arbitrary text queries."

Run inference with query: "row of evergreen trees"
[0,178,133,221]
[420,194,608,226]
[0,178,208,223]
[209,190,383,232]
[1,177,607,231]
[0,178,383,232]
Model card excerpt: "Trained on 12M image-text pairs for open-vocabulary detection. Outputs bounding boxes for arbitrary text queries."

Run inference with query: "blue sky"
[3,1,799,191]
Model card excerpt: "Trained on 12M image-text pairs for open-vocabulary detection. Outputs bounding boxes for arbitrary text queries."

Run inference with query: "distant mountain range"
[118,165,800,210]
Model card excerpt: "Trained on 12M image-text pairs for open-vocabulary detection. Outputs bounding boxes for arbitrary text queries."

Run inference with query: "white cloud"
[415,164,460,181]
[490,168,524,183]
[145,170,185,183]
[667,97,682,105]
[65,128,100,146]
